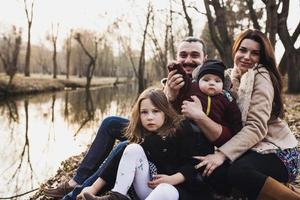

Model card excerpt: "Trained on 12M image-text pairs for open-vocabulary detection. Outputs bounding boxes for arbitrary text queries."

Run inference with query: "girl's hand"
[194,151,227,177]
[76,186,98,200]
[181,96,205,120]
[148,173,183,189]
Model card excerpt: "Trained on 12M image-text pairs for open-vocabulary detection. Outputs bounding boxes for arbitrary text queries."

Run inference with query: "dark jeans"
[62,141,128,200]
[227,150,288,200]
[205,150,288,200]
[73,116,129,184]
[62,116,129,199]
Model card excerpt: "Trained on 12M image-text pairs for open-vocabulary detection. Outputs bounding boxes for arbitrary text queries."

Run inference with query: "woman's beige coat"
[219,65,298,161]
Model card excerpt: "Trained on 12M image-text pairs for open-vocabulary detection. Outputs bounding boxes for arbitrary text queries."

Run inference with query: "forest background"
[0,0,299,94]
[0,0,299,199]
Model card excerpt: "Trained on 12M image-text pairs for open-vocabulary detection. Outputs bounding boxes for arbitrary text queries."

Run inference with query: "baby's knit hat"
[196,59,226,82]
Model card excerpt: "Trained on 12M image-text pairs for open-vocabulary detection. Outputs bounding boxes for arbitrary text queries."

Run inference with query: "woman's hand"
[76,186,98,200]
[148,173,184,189]
[194,151,227,177]
[181,96,205,120]
[164,69,185,101]
[233,64,248,76]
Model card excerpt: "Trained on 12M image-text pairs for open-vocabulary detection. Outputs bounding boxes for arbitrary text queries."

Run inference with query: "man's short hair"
[182,36,207,55]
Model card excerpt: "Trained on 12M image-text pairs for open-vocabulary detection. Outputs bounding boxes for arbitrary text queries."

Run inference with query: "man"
[44,36,231,199]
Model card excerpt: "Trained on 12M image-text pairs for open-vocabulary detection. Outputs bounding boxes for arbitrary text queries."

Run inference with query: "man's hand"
[181,95,205,120]
[164,69,185,101]
[194,151,227,177]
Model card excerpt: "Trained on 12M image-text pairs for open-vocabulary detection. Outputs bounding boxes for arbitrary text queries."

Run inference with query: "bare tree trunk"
[50,23,59,79]
[264,0,278,48]
[118,35,138,78]
[169,0,176,60]
[276,0,300,93]
[181,0,193,36]
[245,0,261,30]
[148,13,169,78]
[286,55,300,93]
[23,0,34,77]
[53,43,57,79]
[163,22,169,76]
[0,26,22,87]
[74,33,99,89]
[203,0,233,67]
[24,23,31,77]
[138,3,152,94]
[65,30,73,79]
[11,33,21,74]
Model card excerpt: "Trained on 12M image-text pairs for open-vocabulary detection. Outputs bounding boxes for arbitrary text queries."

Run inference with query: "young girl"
[189,29,300,200]
[81,88,203,200]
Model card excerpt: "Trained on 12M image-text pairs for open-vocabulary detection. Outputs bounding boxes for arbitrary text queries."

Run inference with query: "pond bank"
[0,73,130,98]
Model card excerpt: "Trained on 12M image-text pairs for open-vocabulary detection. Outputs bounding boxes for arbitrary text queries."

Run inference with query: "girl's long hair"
[124,87,183,143]
[232,29,284,118]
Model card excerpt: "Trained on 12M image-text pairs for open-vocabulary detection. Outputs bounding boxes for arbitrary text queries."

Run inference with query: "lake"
[0,84,138,199]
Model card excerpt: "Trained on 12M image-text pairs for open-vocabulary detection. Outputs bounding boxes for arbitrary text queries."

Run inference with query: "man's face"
[177,41,206,75]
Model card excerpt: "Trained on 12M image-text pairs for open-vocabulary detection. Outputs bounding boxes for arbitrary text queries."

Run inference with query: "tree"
[203,0,233,67]
[23,0,35,77]
[47,23,59,79]
[274,0,300,93]
[74,33,100,89]
[64,29,73,79]
[181,0,194,36]
[202,0,299,92]
[148,11,169,79]
[263,0,277,48]
[0,26,22,86]
[201,23,219,59]
[169,0,176,60]
[137,2,152,93]
[35,42,51,74]
[117,34,138,78]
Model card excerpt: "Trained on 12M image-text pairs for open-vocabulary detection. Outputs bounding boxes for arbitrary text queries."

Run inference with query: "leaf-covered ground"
[30,94,300,200]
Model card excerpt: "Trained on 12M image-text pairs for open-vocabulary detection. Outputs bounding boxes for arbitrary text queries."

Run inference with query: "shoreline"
[0,73,131,98]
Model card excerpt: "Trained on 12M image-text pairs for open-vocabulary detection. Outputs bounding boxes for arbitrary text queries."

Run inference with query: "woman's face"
[140,98,165,132]
[234,38,261,74]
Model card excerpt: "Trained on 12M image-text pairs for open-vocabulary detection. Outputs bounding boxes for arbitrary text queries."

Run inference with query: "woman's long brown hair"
[232,29,284,118]
[124,87,183,143]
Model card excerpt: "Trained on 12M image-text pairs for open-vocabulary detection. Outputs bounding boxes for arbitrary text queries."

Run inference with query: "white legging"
[112,143,179,200]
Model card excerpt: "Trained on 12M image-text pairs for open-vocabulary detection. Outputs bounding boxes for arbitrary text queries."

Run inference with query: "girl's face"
[198,74,223,96]
[234,38,261,74]
[140,98,165,132]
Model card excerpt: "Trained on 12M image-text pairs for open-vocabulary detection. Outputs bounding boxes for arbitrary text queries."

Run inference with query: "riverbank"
[0,73,130,98]
[28,93,300,199]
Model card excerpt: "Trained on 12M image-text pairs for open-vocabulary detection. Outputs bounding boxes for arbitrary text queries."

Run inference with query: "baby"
[169,59,242,146]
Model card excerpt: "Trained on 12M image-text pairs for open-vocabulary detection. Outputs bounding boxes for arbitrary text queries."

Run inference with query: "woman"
[183,29,300,200]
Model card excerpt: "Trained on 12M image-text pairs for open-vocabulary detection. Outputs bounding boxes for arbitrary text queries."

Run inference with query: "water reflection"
[0,84,137,199]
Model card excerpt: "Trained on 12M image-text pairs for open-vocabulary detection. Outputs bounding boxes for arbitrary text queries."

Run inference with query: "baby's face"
[199,74,223,96]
